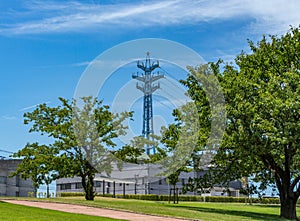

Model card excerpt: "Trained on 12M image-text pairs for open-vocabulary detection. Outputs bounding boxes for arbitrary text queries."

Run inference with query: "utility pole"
[132,52,164,155]
[0,149,13,159]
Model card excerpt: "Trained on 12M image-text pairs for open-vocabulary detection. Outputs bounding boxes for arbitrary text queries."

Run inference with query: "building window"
[158,179,162,185]
[95,181,101,187]
[16,191,19,197]
[0,176,7,184]
[75,182,82,189]
[60,183,72,190]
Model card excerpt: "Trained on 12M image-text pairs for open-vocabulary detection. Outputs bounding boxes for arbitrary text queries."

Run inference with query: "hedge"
[60,192,85,197]
[59,192,300,205]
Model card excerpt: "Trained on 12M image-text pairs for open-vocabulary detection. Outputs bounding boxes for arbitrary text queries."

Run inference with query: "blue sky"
[0,0,300,158]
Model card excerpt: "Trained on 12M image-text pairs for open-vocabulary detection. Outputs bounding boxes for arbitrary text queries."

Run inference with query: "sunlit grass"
[0,200,126,221]
[6,196,298,221]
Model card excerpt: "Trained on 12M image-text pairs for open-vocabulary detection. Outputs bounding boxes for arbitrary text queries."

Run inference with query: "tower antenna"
[132,52,164,154]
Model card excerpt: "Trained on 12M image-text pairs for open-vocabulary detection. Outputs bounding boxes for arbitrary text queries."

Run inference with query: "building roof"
[94,177,135,184]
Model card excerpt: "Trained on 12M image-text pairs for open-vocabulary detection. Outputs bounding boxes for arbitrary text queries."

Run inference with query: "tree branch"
[291,175,300,191]
[296,183,300,198]
[261,153,285,179]
[274,171,283,195]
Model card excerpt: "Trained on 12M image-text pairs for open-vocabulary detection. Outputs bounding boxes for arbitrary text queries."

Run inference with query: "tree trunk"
[173,184,176,204]
[275,171,299,220]
[82,172,95,201]
[85,173,95,201]
[34,187,38,198]
[280,195,298,220]
[46,184,50,198]
[265,157,299,220]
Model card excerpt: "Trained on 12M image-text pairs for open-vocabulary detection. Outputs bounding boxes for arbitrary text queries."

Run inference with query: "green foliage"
[112,135,158,164]
[27,192,35,197]
[220,26,300,220]
[161,118,189,187]
[184,26,300,220]
[112,144,144,164]
[60,192,85,197]
[178,63,226,194]
[11,142,60,197]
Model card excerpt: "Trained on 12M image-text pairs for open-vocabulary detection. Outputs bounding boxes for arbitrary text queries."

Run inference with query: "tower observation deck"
[132,53,164,155]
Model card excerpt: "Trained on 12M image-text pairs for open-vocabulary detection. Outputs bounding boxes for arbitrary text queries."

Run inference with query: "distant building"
[57,163,161,195]
[0,159,35,197]
[56,162,242,197]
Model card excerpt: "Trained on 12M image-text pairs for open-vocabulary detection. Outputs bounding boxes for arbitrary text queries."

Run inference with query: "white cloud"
[72,61,91,67]
[19,101,51,112]
[1,115,17,120]
[244,0,300,34]
[0,0,299,35]
[35,61,91,69]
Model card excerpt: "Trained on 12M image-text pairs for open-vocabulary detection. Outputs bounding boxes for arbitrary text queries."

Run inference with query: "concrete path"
[2,200,193,221]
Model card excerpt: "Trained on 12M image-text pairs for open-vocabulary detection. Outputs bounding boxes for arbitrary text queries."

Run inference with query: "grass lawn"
[22,196,300,221]
[0,201,126,221]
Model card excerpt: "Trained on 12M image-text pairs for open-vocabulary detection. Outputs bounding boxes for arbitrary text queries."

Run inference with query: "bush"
[27,192,35,198]
[260,197,280,204]
[178,195,204,202]
[60,192,297,205]
[60,192,85,197]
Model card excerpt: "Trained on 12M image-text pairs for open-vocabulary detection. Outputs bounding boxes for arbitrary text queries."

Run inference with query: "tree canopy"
[11,142,60,197]
[13,96,132,200]
[185,26,300,220]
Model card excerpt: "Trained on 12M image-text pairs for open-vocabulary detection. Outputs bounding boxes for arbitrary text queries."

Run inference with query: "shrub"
[60,192,85,197]
[27,192,35,198]
[59,192,291,205]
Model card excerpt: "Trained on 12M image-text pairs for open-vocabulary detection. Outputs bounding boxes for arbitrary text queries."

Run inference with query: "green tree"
[178,63,226,195]
[11,143,60,198]
[185,26,300,219]
[14,97,132,200]
[160,116,190,202]
[114,119,190,203]
[113,135,166,164]
[113,143,145,164]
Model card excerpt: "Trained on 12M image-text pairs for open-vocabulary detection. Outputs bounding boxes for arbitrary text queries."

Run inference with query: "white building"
[0,159,35,197]
[56,162,242,197]
[57,163,167,195]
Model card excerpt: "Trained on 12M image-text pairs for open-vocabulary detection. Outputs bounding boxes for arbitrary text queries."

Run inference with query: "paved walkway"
[2,200,192,221]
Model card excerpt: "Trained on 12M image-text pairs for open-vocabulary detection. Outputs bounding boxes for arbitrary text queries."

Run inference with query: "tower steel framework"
[132,52,164,154]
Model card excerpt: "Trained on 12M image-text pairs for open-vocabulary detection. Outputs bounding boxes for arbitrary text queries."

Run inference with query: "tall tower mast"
[132,52,164,155]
